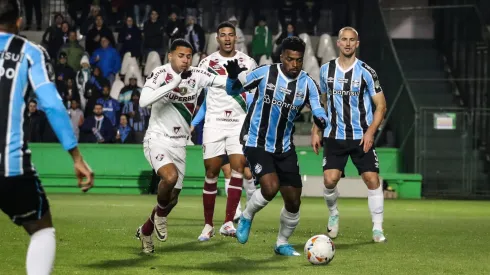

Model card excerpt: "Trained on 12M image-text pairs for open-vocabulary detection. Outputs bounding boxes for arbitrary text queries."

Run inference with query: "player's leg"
[0,175,56,275]
[221,155,243,223]
[274,150,302,256]
[350,142,386,242]
[322,138,349,239]
[199,138,225,241]
[236,147,279,244]
[243,165,256,202]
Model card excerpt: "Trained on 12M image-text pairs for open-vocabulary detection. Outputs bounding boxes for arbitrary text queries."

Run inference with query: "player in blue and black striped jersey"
[223,36,328,256]
[0,1,93,274]
[311,27,388,243]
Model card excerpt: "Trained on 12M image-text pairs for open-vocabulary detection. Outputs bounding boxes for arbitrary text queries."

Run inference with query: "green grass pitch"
[1,194,490,275]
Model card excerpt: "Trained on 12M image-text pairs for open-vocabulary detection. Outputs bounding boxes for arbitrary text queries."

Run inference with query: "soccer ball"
[304,234,335,265]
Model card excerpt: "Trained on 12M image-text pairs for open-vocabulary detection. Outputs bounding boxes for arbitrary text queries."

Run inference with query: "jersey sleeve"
[319,63,329,94]
[306,77,327,119]
[143,66,169,90]
[239,65,269,91]
[26,42,77,151]
[193,67,226,89]
[140,67,182,107]
[191,97,207,127]
[361,63,383,97]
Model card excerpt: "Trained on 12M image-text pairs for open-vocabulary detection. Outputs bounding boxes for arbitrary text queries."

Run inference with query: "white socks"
[368,184,384,231]
[277,207,300,246]
[242,178,256,202]
[26,227,56,275]
[323,186,339,216]
[242,189,269,220]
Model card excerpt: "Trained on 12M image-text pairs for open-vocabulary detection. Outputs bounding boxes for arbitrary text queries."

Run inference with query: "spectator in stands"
[24,0,42,30]
[97,84,121,127]
[228,16,247,54]
[133,0,152,29]
[122,91,150,143]
[272,23,298,62]
[118,76,141,107]
[277,0,297,31]
[81,5,102,36]
[239,0,260,30]
[76,55,92,111]
[26,100,46,142]
[115,114,136,144]
[90,36,121,84]
[109,0,129,27]
[67,0,91,30]
[64,78,81,109]
[118,16,142,59]
[251,16,273,63]
[166,12,185,44]
[84,66,108,117]
[143,10,165,59]
[61,21,70,44]
[42,13,65,59]
[299,0,321,35]
[68,100,84,141]
[55,52,76,97]
[60,30,85,72]
[185,15,205,57]
[85,15,116,55]
[79,103,115,143]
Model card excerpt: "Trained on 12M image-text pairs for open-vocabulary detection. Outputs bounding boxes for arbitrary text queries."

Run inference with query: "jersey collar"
[335,57,358,73]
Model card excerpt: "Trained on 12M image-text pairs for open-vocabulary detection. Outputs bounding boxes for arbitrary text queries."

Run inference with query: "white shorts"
[143,137,186,189]
[202,127,243,159]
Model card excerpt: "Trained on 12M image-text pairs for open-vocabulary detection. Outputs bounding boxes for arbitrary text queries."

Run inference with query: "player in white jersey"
[195,22,258,241]
[134,39,227,254]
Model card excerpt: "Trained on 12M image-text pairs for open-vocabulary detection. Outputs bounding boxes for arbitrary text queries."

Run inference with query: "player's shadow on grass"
[161,255,289,274]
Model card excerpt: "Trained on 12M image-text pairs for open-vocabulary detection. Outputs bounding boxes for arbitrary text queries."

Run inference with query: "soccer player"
[194,21,257,240]
[0,1,94,274]
[223,36,328,256]
[135,39,227,254]
[311,26,388,243]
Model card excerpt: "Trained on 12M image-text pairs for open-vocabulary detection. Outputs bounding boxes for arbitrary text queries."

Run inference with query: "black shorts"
[323,138,380,175]
[244,146,302,188]
[220,154,230,166]
[0,174,50,226]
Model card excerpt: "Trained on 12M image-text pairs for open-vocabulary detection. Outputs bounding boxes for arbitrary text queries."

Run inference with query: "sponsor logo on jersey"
[174,127,181,134]
[0,51,25,62]
[151,68,166,84]
[225,110,232,117]
[264,94,300,111]
[164,93,197,102]
[279,86,292,95]
[266,83,275,91]
[327,77,334,83]
[165,73,174,83]
[239,57,244,62]
[329,90,361,96]
[337,78,349,84]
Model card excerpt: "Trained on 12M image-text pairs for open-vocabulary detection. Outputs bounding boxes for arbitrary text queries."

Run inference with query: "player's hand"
[181,70,192,79]
[359,130,375,153]
[311,132,322,155]
[190,125,195,133]
[74,159,94,192]
[224,59,246,79]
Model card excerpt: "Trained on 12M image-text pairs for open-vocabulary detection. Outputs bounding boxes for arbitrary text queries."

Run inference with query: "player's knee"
[285,200,301,213]
[162,172,178,187]
[362,172,380,190]
[324,172,341,189]
[260,180,280,201]
[205,169,220,179]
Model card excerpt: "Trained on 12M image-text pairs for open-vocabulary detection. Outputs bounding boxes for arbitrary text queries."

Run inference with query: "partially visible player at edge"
[0,0,94,274]
[135,39,227,254]
[193,21,257,240]
[311,26,388,242]
[224,36,328,256]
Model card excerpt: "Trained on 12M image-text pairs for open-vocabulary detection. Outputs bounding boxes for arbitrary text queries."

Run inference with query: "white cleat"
[153,215,168,242]
[198,224,215,242]
[135,227,154,254]
[327,215,339,239]
[373,229,387,243]
[219,221,237,237]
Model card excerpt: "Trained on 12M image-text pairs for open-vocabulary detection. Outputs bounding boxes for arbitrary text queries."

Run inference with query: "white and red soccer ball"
[304,234,335,265]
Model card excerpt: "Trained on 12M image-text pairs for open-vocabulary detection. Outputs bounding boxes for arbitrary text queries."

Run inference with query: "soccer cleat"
[327,215,339,239]
[236,215,252,244]
[135,227,154,254]
[153,215,168,242]
[373,229,387,243]
[198,224,215,242]
[219,221,237,237]
[274,244,301,256]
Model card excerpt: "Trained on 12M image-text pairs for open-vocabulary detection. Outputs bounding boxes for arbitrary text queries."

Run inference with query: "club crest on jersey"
[296,91,305,99]
[225,110,232,117]
[165,73,174,83]
[254,163,262,174]
[173,127,181,134]
[238,57,244,62]
[353,79,360,87]
[156,154,165,161]
[187,78,196,89]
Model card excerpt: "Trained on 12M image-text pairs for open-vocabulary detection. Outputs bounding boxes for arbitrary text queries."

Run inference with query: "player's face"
[169,46,192,73]
[216,27,236,53]
[280,49,304,78]
[337,29,359,58]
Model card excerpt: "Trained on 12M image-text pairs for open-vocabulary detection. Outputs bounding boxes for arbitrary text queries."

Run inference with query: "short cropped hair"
[170,38,194,54]
[338,26,359,38]
[216,21,235,34]
[281,36,306,53]
[0,0,20,25]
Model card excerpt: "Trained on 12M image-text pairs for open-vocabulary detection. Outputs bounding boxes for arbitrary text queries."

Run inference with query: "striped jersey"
[0,32,77,177]
[319,58,382,140]
[238,64,325,153]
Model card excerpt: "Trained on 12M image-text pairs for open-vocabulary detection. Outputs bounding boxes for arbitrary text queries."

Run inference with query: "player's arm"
[363,66,387,134]
[224,60,266,95]
[27,44,93,191]
[307,77,328,128]
[139,69,182,107]
[191,97,207,127]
